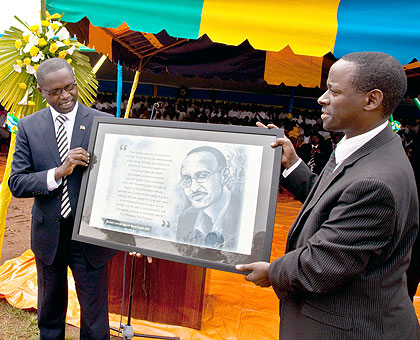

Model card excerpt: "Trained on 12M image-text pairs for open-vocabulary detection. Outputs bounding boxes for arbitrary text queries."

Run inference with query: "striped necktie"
[307,146,316,171]
[56,114,71,218]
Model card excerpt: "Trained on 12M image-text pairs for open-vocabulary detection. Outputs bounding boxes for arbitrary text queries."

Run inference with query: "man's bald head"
[36,58,74,87]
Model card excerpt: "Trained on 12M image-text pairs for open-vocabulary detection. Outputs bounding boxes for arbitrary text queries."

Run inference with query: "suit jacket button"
[56,218,60,222]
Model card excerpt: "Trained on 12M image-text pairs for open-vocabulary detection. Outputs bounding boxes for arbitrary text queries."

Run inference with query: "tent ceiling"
[46,0,420,64]
[47,1,420,95]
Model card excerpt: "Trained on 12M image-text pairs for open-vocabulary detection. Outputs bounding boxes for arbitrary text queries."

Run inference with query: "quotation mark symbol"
[120,144,127,151]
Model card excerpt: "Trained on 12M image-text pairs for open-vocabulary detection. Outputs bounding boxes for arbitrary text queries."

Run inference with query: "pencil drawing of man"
[176,146,242,251]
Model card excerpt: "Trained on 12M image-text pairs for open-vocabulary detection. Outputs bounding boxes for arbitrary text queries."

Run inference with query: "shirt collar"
[204,187,231,225]
[50,101,79,124]
[335,121,389,166]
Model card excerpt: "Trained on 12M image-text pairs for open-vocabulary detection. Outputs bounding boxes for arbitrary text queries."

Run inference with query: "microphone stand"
[110,255,180,340]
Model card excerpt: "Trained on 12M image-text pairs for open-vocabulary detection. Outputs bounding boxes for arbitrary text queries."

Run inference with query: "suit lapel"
[285,153,336,248]
[70,104,90,149]
[38,107,61,167]
[306,124,397,213]
[287,124,398,250]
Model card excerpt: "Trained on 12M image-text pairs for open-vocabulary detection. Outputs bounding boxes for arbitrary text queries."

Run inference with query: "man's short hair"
[186,146,227,168]
[36,58,74,87]
[341,52,407,117]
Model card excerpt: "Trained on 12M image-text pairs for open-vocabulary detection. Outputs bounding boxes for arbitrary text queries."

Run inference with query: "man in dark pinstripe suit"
[237,52,419,339]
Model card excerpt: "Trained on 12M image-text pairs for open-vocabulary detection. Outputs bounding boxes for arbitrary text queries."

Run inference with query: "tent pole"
[116,61,123,117]
[124,59,143,119]
[92,55,107,74]
[288,87,295,116]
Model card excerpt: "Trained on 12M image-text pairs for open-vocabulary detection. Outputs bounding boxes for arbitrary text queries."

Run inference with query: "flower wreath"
[0,12,98,128]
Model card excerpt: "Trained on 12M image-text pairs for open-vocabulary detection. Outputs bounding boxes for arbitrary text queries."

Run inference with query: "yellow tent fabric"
[199,0,340,56]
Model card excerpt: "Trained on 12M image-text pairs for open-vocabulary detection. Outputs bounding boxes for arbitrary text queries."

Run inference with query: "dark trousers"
[35,217,110,340]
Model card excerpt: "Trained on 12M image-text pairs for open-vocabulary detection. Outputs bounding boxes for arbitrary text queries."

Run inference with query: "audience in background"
[91,93,419,163]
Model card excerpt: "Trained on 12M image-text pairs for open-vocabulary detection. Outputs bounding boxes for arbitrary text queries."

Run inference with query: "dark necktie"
[317,151,336,189]
[56,114,71,218]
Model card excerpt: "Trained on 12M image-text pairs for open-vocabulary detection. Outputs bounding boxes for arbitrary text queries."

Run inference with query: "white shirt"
[46,102,79,191]
[283,121,389,177]
[333,121,388,170]
[95,102,109,111]
[228,109,240,118]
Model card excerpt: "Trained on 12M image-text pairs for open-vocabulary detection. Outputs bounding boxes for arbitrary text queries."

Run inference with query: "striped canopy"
[45,0,420,90]
[46,0,420,62]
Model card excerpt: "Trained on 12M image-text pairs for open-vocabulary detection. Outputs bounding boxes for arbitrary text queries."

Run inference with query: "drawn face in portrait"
[180,151,228,210]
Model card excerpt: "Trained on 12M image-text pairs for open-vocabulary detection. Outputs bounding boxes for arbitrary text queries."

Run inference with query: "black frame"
[73,117,283,273]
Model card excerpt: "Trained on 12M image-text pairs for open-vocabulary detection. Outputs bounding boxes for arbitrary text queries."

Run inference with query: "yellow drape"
[0,134,16,262]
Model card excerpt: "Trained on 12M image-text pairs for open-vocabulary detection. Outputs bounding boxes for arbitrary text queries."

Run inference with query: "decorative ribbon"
[389,113,401,133]
[6,113,19,133]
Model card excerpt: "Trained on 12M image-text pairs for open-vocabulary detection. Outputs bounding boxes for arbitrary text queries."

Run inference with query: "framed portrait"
[73,117,283,273]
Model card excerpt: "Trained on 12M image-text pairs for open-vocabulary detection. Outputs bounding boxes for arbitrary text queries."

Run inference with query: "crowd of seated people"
[92,93,329,130]
[92,93,419,165]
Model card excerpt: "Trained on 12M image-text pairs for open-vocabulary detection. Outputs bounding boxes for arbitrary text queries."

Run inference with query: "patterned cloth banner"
[6,113,19,134]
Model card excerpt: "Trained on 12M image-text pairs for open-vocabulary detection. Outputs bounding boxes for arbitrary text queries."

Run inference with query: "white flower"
[26,64,36,74]
[58,27,70,41]
[13,64,22,73]
[32,51,45,62]
[65,45,75,55]
[28,33,39,45]
[45,28,55,40]
[56,41,65,48]
[50,21,62,28]
[23,42,34,54]
[18,90,28,105]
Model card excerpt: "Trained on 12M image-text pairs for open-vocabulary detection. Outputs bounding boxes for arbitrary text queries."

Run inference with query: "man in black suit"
[237,52,419,339]
[297,133,327,175]
[9,58,117,340]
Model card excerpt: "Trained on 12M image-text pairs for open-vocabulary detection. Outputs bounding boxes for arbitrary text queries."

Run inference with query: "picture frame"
[73,117,283,273]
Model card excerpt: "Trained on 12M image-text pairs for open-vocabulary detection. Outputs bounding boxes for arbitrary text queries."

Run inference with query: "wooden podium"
[107,252,207,330]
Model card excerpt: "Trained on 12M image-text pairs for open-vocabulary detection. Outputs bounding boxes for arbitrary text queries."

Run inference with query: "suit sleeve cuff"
[282,158,302,178]
[47,168,61,191]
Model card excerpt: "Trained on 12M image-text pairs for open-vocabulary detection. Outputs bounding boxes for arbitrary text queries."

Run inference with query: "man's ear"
[365,89,383,111]
[221,167,230,185]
